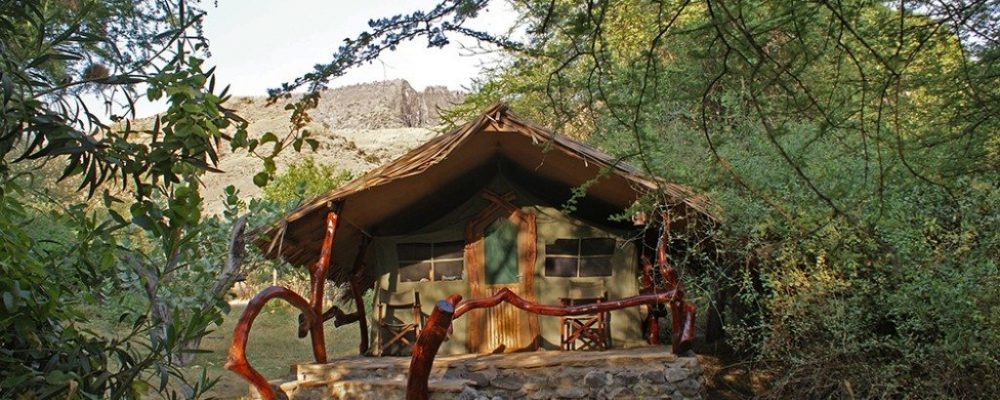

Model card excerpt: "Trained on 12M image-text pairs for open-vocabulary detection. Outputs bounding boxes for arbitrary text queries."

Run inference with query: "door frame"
[463,190,539,352]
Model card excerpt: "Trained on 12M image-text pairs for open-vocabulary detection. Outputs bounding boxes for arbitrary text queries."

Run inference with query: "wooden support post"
[640,255,660,345]
[306,209,340,363]
[657,211,696,354]
[350,238,371,355]
[350,278,369,355]
[406,295,462,400]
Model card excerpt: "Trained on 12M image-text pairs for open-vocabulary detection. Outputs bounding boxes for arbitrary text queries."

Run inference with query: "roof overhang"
[254,103,714,274]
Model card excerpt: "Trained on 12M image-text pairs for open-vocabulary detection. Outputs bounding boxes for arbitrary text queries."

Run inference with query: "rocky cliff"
[200,80,464,213]
[308,79,463,129]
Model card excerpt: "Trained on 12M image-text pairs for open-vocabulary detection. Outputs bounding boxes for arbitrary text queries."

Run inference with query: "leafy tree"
[0,0,312,397]
[262,157,353,207]
[278,0,1000,397]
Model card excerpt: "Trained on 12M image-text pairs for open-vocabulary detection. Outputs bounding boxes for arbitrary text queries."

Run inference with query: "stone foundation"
[265,347,704,399]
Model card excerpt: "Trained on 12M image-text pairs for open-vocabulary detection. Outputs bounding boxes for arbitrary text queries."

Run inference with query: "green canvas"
[484,218,519,284]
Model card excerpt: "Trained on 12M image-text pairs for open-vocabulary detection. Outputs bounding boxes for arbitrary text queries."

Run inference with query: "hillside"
[200,79,464,213]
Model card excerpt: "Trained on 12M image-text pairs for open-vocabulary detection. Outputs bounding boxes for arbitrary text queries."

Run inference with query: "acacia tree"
[273,0,999,397]
[0,0,310,397]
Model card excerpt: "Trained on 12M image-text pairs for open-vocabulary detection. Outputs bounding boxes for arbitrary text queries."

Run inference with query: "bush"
[262,157,353,207]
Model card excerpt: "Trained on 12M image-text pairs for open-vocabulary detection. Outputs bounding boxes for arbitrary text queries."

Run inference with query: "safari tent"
[253,103,713,356]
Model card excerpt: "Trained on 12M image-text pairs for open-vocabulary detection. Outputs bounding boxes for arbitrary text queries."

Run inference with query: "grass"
[184,302,360,399]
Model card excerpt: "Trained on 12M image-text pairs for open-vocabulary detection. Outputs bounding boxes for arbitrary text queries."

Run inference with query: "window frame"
[396,241,465,283]
[543,237,615,278]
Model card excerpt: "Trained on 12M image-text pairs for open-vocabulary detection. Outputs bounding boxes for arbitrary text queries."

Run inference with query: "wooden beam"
[350,237,372,354]
[306,209,340,363]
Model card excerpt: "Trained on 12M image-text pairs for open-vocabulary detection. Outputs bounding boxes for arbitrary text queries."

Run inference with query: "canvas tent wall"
[370,174,645,354]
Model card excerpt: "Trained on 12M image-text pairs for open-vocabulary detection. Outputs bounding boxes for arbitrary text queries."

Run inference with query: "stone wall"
[280,347,706,400]
[448,356,705,399]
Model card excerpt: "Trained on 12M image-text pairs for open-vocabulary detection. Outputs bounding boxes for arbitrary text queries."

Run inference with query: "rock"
[456,386,483,400]
[491,372,525,391]
[642,368,667,383]
[665,367,689,383]
[609,387,638,399]
[468,368,498,387]
[677,378,704,398]
[445,364,469,379]
[677,357,700,368]
[520,382,543,394]
[613,371,639,386]
[555,386,588,399]
[584,370,610,388]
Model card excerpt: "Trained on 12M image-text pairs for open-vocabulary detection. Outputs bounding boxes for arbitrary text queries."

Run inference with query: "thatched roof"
[256,103,713,279]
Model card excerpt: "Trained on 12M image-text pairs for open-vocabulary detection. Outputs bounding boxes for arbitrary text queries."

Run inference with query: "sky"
[127,1,518,117]
[201,0,516,94]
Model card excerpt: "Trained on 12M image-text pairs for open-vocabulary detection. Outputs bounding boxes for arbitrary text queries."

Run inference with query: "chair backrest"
[562,281,607,304]
[378,289,420,318]
[382,289,418,305]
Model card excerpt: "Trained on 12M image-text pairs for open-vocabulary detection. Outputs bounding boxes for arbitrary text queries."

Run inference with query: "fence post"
[406,295,461,400]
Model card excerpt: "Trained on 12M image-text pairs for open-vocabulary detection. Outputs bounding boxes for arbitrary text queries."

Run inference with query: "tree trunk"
[135,215,250,367]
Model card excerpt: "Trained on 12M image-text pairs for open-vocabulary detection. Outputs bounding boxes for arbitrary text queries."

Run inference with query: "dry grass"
[184,303,360,399]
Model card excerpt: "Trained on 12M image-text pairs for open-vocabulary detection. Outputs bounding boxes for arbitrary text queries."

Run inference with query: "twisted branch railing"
[406,287,696,400]
[406,214,697,400]
[226,209,342,400]
[225,286,319,399]
[228,207,697,400]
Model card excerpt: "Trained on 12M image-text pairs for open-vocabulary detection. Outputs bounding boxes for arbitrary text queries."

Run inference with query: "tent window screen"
[544,238,615,277]
[397,241,465,282]
[484,218,520,285]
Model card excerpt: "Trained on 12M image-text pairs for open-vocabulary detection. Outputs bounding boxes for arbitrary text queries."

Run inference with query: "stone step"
[279,378,331,400]
[328,378,475,400]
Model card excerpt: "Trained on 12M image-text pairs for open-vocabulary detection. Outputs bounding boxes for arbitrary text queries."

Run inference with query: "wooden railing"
[406,221,696,400]
[225,208,371,400]
[226,208,696,400]
[405,288,695,400]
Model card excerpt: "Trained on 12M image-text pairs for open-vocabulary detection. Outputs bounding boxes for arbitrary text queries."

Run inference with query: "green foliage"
[281,0,1000,397]
[262,157,353,207]
[479,1,1000,397]
[0,0,314,398]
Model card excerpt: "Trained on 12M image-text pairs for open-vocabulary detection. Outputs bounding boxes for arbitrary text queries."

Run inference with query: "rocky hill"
[200,80,464,213]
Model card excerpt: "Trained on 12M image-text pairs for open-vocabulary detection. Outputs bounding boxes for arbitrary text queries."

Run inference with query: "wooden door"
[464,192,538,353]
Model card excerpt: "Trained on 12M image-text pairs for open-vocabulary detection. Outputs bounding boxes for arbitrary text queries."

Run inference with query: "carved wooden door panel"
[465,192,539,353]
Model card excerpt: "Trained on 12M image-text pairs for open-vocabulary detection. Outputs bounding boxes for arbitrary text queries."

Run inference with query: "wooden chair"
[560,281,610,351]
[374,289,422,356]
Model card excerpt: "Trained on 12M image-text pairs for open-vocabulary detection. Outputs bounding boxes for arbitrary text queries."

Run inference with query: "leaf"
[130,203,155,231]
[108,209,127,225]
[1,292,14,312]
[1,72,11,106]
[96,74,144,85]
[252,172,269,187]
[259,132,278,145]
[45,370,69,385]
[152,28,181,41]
